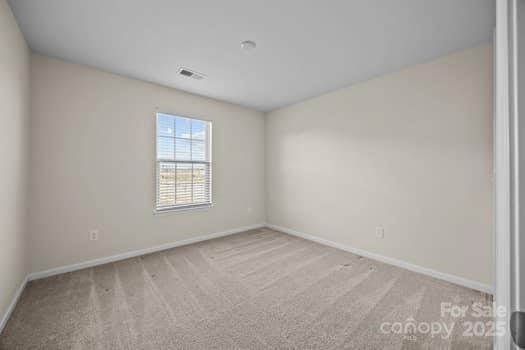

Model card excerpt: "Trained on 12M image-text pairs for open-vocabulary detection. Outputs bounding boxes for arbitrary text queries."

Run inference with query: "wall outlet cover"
[89,229,99,241]
[375,227,384,239]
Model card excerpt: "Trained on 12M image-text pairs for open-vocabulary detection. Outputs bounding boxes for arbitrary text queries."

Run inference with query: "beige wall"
[29,54,265,272]
[20,37,494,288]
[265,44,493,285]
[0,0,30,322]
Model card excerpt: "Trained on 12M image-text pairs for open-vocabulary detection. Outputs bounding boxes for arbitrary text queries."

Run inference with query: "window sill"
[153,204,213,216]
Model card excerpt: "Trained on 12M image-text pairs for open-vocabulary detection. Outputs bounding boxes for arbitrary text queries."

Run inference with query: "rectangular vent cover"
[179,68,206,80]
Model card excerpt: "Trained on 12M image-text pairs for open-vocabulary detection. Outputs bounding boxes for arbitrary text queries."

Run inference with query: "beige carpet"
[0,228,492,349]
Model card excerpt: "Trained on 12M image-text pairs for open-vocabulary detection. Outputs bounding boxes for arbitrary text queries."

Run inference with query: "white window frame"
[154,112,213,213]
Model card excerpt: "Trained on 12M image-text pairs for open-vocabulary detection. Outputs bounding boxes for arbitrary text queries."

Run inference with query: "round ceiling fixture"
[240,40,256,51]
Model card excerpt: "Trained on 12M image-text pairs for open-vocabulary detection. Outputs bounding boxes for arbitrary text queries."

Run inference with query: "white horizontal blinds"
[156,113,211,210]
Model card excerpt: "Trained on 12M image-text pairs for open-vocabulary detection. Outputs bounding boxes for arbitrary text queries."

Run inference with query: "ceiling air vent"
[179,68,206,80]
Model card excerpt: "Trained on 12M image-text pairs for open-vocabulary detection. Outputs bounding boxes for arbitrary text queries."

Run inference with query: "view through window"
[156,113,212,211]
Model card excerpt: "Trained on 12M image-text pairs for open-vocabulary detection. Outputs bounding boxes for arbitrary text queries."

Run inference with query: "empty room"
[2,0,513,349]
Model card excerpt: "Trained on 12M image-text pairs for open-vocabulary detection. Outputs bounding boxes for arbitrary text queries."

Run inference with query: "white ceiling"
[9,0,494,112]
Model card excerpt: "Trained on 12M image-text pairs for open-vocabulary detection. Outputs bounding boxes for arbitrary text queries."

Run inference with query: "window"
[155,113,212,212]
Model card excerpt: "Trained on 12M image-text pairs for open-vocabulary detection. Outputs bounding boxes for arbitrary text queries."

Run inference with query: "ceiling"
[9,0,494,112]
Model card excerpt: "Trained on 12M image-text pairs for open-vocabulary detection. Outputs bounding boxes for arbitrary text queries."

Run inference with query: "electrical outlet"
[375,227,384,239]
[89,229,99,241]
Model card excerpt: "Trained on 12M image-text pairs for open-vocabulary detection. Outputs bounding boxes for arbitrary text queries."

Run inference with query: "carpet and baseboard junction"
[0,227,492,349]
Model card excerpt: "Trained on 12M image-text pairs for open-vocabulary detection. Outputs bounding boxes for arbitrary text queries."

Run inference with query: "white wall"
[29,54,265,273]
[0,0,30,323]
[24,39,494,289]
[265,44,493,286]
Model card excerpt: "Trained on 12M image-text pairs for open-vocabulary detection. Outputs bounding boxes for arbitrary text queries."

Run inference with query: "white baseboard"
[28,223,265,281]
[0,275,28,335]
[266,223,494,295]
[3,221,491,337]
[1,223,264,335]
